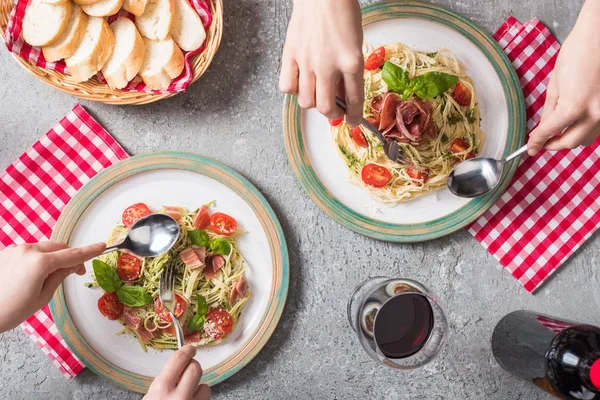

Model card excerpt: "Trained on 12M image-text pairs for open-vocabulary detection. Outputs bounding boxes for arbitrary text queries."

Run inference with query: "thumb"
[528,106,579,156]
[40,266,79,303]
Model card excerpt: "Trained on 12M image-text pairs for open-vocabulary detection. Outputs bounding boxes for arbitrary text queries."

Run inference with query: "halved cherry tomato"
[122,203,151,228]
[351,127,368,148]
[154,294,187,322]
[193,206,210,230]
[450,138,476,160]
[361,164,391,188]
[328,116,344,126]
[453,82,472,107]
[210,212,237,236]
[117,254,141,281]
[98,292,124,320]
[406,166,430,184]
[365,46,386,70]
[204,309,233,340]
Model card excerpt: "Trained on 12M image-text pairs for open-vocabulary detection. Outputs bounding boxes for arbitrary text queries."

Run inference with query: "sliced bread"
[170,0,205,51]
[42,5,88,62]
[139,36,184,90]
[81,0,124,16]
[40,0,70,5]
[102,18,145,89]
[22,0,72,47]
[122,0,148,16]
[65,17,114,82]
[135,0,174,40]
[73,0,103,5]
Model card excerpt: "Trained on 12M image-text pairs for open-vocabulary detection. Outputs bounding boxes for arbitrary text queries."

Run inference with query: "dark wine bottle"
[492,310,600,399]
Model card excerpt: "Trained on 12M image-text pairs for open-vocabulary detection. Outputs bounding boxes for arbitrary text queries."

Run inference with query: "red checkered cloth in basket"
[469,17,600,293]
[0,104,129,377]
[3,0,212,94]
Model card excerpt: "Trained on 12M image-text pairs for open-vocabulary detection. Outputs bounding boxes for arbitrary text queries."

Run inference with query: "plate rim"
[49,151,289,393]
[282,0,527,242]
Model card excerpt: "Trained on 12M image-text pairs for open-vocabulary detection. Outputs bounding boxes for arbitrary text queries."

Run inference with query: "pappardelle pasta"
[88,202,250,351]
[331,42,485,205]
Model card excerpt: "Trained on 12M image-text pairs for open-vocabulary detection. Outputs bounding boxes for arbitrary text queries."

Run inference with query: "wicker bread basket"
[0,0,223,105]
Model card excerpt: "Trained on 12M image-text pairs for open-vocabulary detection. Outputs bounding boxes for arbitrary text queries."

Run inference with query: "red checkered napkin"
[3,0,212,94]
[469,18,600,293]
[0,104,128,377]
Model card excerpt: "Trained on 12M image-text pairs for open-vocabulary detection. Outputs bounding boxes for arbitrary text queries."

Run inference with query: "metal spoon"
[102,214,180,257]
[447,144,528,198]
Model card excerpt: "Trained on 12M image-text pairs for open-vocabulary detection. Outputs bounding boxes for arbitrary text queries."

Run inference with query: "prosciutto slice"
[163,206,182,220]
[122,311,142,330]
[229,276,247,304]
[204,255,225,281]
[180,247,203,270]
[370,94,436,144]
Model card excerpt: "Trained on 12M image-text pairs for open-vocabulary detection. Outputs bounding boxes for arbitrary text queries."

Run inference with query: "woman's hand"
[279,0,364,127]
[0,241,106,332]
[527,0,600,155]
[144,345,211,400]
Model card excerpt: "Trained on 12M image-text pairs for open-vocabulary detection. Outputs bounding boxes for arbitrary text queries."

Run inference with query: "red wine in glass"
[348,277,447,369]
[374,293,434,358]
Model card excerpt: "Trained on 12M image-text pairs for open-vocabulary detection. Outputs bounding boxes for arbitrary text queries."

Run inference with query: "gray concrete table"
[0,0,592,399]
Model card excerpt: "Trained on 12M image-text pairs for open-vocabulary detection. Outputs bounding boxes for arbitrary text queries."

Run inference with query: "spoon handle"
[102,243,122,254]
[505,144,528,163]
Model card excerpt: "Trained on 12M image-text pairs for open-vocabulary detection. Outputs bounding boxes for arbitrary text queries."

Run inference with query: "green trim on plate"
[283,0,526,242]
[49,152,289,393]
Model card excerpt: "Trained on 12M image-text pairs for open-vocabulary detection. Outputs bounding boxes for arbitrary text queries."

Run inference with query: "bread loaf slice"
[102,18,145,89]
[135,0,174,40]
[139,36,184,90]
[81,0,124,16]
[42,5,88,62]
[73,0,103,6]
[122,0,148,16]
[65,17,114,82]
[170,0,205,51]
[22,0,72,47]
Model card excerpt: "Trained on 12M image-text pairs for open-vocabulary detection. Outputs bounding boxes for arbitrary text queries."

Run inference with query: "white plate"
[50,153,288,392]
[283,1,525,242]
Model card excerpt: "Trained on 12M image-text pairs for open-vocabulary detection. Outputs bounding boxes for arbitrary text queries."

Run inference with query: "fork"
[334,97,424,171]
[159,263,185,349]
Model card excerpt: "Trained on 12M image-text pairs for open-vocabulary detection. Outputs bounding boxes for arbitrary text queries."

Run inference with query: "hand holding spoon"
[102,214,180,257]
[447,144,528,198]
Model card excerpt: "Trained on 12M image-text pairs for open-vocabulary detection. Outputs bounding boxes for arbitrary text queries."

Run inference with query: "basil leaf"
[188,230,210,247]
[116,285,153,307]
[187,314,206,332]
[413,72,458,99]
[382,61,409,93]
[210,238,231,255]
[196,295,208,316]
[92,259,122,293]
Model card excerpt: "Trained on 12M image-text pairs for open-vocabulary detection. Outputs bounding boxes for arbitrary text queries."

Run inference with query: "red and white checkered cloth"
[0,104,129,377]
[3,0,212,94]
[469,17,600,293]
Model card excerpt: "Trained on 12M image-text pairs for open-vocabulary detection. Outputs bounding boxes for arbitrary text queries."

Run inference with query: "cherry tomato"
[98,292,124,320]
[122,203,151,228]
[117,254,141,281]
[351,127,368,148]
[453,82,472,107]
[365,46,386,71]
[154,294,187,322]
[209,213,237,236]
[406,167,430,184]
[361,164,391,188]
[328,116,344,126]
[204,309,233,340]
[450,138,476,159]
